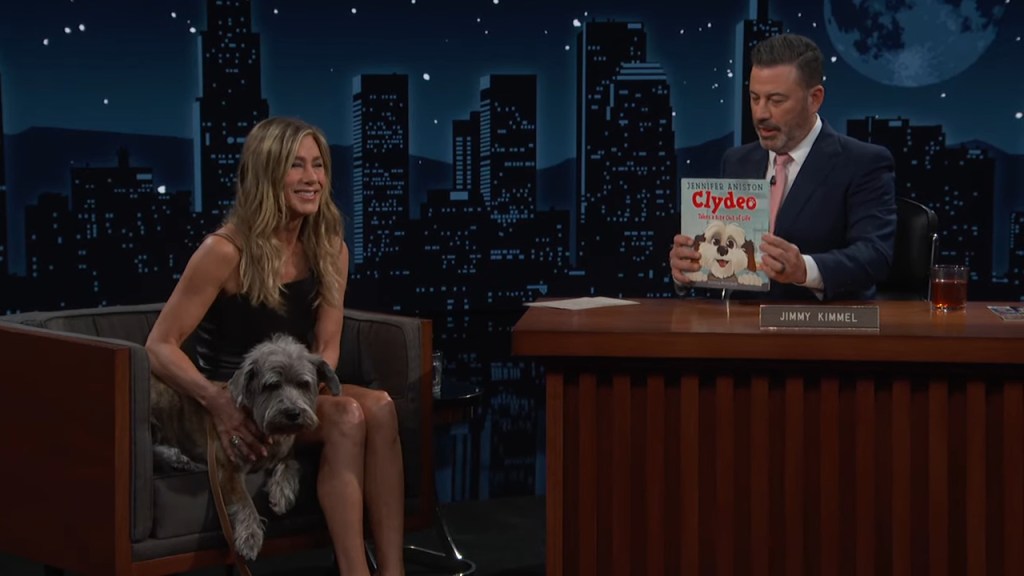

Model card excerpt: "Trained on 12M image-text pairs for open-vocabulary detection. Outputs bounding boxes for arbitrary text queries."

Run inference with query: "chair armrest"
[0,322,149,575]
[337,308,435,529]
[338,308,428,396]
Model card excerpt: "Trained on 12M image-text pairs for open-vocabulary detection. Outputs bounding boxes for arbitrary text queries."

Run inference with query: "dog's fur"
[150,333,341,560]
[685,219,764,286]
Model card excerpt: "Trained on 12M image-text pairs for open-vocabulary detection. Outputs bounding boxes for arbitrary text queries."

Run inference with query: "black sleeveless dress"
[192,276,318,382]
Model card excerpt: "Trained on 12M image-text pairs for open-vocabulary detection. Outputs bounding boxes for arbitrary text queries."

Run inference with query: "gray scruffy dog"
[150,333,341,560]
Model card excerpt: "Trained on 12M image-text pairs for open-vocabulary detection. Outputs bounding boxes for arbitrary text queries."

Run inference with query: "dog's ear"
[315,358,342,396]
[227,361,256,407]
[692,234,704,249]
[743,239,757,271]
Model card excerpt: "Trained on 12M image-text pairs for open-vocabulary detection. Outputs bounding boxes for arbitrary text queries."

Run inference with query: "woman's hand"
[206,387,268,463]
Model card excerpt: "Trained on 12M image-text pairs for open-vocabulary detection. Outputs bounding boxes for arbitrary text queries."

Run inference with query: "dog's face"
[228,334,342,436]
[696,220,757,279]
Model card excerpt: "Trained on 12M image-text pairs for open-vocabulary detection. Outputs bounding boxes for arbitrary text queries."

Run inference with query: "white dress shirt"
[766,115,825,296]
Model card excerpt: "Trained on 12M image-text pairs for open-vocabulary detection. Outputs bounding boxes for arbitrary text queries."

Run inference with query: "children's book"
[680,177,771,292]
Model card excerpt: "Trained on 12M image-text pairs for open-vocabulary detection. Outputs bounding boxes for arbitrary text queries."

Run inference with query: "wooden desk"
[512,299,1024,576]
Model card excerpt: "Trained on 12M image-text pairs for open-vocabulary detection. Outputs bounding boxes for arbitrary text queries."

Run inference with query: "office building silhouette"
[195,0,269,215]
[480,74,537,228]
[848,117,996,283]
[1010,212,1024,286]
[453,111,481,196]
[352,74,410,276]
[24,193,75,308]
[575,21,676,295]
[735,0,784,146]
[576,20,647,271]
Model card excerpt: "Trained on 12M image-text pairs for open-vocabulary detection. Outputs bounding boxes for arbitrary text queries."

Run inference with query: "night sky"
[1,0,1021,168]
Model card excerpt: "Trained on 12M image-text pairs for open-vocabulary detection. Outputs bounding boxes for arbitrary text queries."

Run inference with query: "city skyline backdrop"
[0,0,1019,162]
[1,0,1020,500]
[1,0,1021,277]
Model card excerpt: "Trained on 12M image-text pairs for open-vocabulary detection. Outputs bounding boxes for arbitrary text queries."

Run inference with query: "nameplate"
[759,305,880,330]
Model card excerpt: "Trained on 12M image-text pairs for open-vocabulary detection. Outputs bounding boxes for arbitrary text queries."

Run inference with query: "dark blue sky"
[1,0,1020,167]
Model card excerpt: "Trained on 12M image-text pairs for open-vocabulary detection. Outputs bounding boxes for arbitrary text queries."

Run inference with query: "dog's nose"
[282,408,301,423]
[718,245,729,256]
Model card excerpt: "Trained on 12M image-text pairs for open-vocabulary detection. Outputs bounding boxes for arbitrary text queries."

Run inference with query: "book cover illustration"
[680,177,771,292]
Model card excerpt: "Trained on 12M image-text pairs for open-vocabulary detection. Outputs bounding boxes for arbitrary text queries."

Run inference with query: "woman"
[146,117,405,576]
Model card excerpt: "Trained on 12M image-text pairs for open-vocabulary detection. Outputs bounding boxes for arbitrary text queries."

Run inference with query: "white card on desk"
[525,297,639,311]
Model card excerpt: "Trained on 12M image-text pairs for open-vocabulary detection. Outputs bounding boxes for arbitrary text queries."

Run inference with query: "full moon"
[824,0,1005,87]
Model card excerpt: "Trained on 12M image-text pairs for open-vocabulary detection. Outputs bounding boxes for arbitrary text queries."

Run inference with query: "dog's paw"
[268,459,301,515]
[737,273,765,286]
[234,526,264,561]
[230,506,265,561]
[153,445,204,473]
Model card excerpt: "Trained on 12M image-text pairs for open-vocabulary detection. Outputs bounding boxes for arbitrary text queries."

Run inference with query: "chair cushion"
[151,445,326,541]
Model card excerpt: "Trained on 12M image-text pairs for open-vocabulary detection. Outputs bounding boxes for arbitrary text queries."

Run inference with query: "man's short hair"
[751,33,824,89]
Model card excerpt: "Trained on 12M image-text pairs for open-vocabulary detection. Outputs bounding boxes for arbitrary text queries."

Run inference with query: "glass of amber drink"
[929,265,968,311]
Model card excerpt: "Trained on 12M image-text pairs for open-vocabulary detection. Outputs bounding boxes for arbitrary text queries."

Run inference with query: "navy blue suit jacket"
[721,122,896,300]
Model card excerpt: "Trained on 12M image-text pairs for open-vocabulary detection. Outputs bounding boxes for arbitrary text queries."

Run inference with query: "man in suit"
[669,33,896,301]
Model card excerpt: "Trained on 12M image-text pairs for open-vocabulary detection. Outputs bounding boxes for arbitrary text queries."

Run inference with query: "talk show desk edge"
[512,298,1024,576]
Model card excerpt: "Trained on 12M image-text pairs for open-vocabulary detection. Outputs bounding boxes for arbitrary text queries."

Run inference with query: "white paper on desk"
[525,296,639,310]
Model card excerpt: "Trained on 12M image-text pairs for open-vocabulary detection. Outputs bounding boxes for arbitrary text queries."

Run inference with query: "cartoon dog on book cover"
[685,219,766,287]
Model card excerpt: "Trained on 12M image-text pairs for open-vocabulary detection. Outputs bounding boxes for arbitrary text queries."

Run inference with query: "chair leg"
[404,504,477,575]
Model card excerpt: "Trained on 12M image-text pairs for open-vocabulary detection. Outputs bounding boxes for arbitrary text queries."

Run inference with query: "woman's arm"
[145,233,266,460]
[146,234,236,401]
[312,240,350,371]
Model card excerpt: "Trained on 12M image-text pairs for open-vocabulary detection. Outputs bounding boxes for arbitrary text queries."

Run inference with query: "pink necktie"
[769,153,793,233]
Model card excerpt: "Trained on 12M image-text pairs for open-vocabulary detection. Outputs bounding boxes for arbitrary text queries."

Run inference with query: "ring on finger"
[230,435,242,448]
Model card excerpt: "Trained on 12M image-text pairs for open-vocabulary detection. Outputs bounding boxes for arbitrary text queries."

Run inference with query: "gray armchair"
[0,303,434,576]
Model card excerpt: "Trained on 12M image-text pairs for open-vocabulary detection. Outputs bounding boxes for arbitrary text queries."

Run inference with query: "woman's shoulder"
[205,224,243,251]
[192,227,242,277]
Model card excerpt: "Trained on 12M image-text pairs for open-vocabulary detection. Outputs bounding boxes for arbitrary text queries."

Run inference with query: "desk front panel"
[519,300,1024,576]
[545,359,1022,576]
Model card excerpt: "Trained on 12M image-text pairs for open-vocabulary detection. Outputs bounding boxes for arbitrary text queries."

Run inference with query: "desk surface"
[512,298,1024,365]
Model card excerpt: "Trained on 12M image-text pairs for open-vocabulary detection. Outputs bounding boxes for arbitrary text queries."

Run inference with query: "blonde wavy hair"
[227,117,346,312]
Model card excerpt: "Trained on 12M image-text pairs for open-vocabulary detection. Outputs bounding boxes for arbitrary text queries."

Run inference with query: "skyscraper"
[576,20,647,270]
[735,0,783,146]
[71,148,158,303]
[847,117,944,203]
[352,74,410,275]
[453,111,481,196]
[848,117,996,283]
[480,74,537,228]
[601,62,677,289]
[25,193,75,307]
[575,21,676,293]
[935,145,996,282]
[194,0,269,215]
[1010,212,1024,286]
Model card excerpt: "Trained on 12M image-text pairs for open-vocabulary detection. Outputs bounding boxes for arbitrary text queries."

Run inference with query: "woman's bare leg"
[343,385,405,576]
[304,394,371,576]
